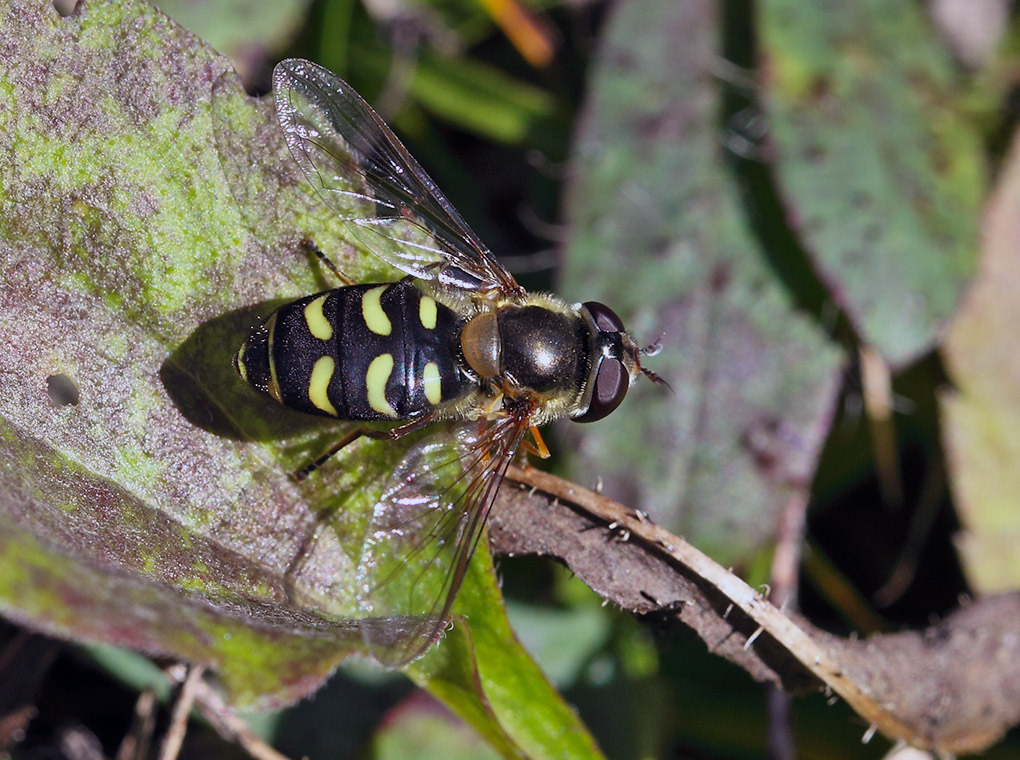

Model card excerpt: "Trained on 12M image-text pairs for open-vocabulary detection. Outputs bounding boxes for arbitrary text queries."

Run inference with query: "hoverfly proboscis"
[234,58,664,665]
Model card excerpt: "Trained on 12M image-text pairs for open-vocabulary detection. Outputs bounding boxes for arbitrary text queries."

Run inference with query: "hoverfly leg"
[284,427,375,601]
[294,415,438,481]
[285,413,439,601]
[358,413,438,443]
[293,427,367,481]
[520,426,551,459]
[300,237,355,286]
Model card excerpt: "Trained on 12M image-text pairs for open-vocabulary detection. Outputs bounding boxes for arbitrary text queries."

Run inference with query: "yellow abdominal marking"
[362,285,392,336]
[265,313,283,404]
[235,344,248,382]
[423,361,442,405]
[308,355,339,416]
[304,294,333,340]
[419,296,438,330]
[366,353,398,417]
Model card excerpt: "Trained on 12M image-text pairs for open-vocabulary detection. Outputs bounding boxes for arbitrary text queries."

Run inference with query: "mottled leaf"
[559,0,843,565]
[759,0,983,365]
[0,2,602,758]
[371,696,502,760]
[155,0,310,64]
[0,0,364,708]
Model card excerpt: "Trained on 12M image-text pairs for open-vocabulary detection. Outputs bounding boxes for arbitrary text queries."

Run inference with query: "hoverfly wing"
[355,413,532,666]
[273,58,524,299]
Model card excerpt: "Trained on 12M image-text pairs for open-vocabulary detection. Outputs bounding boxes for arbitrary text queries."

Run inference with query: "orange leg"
[521,425,551,459]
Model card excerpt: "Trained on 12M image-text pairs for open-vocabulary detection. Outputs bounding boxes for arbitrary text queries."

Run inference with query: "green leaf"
[558,0,844,565]
[154,0,311,61]
[345,43,560,146]
[411,552,603,760]
[759,0,983,366]
[0,0,363,710]
[0,2,602,757]
[372,699,503,760]
[940,132,1020,593]
[504,601,611,687]
[406,50,558,146]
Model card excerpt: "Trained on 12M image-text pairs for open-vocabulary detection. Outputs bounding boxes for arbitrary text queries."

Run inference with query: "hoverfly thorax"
[495,305,587,393]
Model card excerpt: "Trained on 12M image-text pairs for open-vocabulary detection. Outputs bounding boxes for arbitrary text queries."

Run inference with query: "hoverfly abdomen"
[237,282,469,421]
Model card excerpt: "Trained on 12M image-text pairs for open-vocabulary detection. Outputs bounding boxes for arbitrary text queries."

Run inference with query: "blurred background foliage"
[6,0,1020,758]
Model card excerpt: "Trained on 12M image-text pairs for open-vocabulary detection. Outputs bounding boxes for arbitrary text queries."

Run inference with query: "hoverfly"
[235,58,663,665]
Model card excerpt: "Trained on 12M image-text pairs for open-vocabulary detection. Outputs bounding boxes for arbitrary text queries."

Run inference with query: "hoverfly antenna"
[620,331,670,392]
[640,365,673,392]
[640,334,665,358]
[632,334,671,393]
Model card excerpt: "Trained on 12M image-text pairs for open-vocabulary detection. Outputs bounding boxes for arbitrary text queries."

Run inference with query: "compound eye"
[584,301,625,333]
[574,358,628,423]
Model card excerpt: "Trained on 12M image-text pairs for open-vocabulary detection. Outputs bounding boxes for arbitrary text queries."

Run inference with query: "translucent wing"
[353,410,534,666]
[273,58,525,299]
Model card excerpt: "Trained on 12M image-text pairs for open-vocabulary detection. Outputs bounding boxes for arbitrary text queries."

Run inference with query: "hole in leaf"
[47,374,80,407]
[52,0,81,17]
